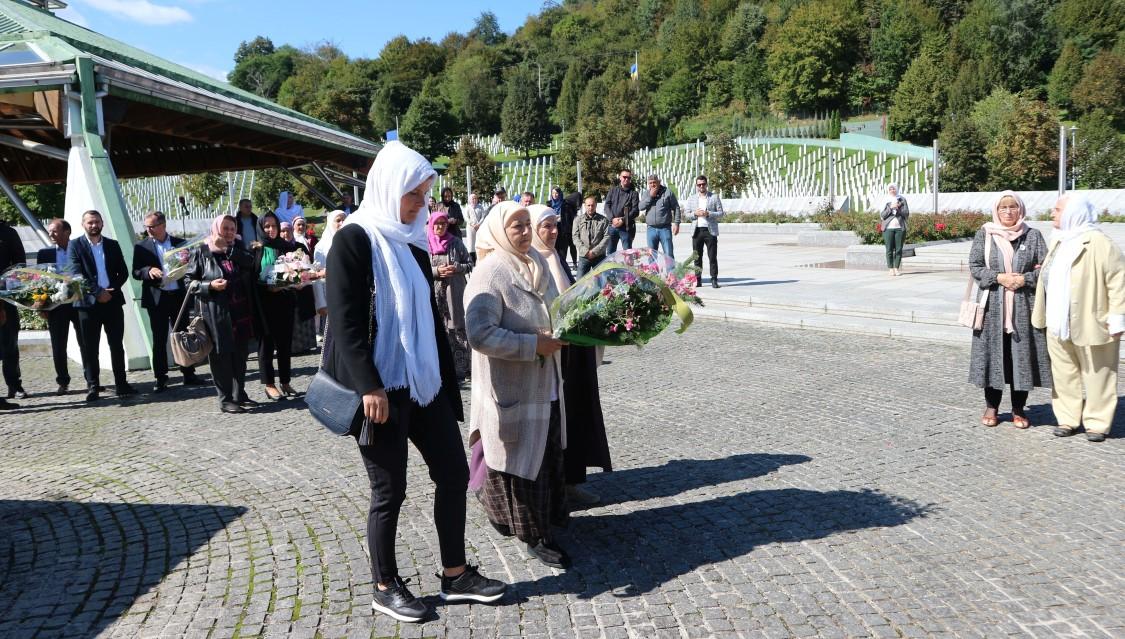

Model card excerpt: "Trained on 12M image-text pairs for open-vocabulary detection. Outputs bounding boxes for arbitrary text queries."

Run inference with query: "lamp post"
[1070,126,1078,191]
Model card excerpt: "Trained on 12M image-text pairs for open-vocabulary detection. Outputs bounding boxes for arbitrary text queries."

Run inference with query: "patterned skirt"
[478,403,568,544]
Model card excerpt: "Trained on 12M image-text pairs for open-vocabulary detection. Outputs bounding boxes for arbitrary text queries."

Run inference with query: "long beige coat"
[1032,230,1125,346]
[465,254,566,481]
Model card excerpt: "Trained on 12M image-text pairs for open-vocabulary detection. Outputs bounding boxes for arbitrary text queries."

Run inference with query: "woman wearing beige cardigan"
[464,201,570,568]
[1032,194,1125,442]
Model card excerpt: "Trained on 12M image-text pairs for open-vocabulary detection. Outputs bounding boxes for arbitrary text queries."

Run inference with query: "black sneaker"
[1087,432,1106,442]
[439,564,506,603]
[371,577,428,623]
[9,386,27,399]
[116,384,139,397]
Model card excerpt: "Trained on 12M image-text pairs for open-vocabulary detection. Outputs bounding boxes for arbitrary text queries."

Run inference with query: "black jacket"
[184,244,262,354]
[0,221,24,271]
[603,184,639,232]
[133,235,189,309]
[324,224,463,421]
[35,246,62,267]
[67,235,128,308]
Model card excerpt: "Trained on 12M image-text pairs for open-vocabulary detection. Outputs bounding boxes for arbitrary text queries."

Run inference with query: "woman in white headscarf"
[879,183,909,276]
[322,142,506,623]
[1032,194,1125,443]
[274,191,303,225]
[967,191,1051,429]
[464,201,570,569]
[528,204,612,506]
[312,210,347,317]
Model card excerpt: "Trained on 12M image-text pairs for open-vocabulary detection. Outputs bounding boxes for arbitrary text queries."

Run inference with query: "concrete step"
[702,294,960,327]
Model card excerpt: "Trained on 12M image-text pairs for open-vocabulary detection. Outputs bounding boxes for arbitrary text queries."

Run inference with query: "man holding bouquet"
[132,211,204,392]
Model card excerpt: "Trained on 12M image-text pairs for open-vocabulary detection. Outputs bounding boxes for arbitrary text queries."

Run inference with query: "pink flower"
[609,324,618,333]
[623,273,637,285]
[624,319,634,331]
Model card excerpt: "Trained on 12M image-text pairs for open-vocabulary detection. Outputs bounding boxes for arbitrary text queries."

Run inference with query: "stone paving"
[1,321,1124,639]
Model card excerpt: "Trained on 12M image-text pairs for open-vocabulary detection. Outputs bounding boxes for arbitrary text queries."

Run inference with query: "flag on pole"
[386,129,398,141]
[629,62,638,80]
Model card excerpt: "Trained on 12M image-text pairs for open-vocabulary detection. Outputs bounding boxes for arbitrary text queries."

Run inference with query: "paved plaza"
[1,318,1123,639]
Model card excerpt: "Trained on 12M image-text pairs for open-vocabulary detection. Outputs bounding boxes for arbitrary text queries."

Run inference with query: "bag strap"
[965,236,995,305]
[173,281,198,328]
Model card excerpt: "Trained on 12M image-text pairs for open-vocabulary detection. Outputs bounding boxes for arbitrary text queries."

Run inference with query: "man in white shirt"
[36,219,84,395]
[688,175,724,288]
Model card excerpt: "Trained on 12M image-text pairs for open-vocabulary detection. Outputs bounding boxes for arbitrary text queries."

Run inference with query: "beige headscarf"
[528,204,571,295]
[481,201,550,299]
[983,190,1030,334]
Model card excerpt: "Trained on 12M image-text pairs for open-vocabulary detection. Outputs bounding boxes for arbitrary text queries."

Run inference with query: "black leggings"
[358,390,468,584]
[258,291,295,385]
[985,332,1027,414]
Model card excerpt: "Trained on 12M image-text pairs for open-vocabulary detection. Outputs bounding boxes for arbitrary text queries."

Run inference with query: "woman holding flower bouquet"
[256,214,303,400]
[283,220,319,355]
[465,201,571,569]
[185,214,263,414]
[427,211,473,379]
[528,205,611,506]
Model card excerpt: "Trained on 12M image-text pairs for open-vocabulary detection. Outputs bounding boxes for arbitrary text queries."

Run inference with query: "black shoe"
[439,564,506,603]
[237,397,260,409]
[711,281,720,289]
[371,577,428,623]
[527,540,570,569]
[220,401,246,414]
[489,520,513,537]
[182,374,206,386]
[1087,432,1106,442]
[153,379,168,394]
[1053,426,1077,437]
[116,384,138,397]
[0,399,18,410]
[9,386,27,399]
[85,388,100,403]
[56,384,69,396]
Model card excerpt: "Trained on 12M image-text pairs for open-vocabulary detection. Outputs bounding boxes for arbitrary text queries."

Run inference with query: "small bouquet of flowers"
[0,264,88,311]
[550,249,700,347]
[609,247,705,307]
[162,235,207,283]
[264,252,321,291]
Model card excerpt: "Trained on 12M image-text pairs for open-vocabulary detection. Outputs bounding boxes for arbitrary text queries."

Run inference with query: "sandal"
[981,409,999,427]
[1012,415,1030,429]
[264,385,284,401]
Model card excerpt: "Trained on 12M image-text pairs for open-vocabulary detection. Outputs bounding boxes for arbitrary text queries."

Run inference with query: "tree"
[401,78,458,161]
[969,87,1020,144]
[469,11,505,45]
[985,98,1059,190]
[719,2,767,58]
[1074,109,1125,189]
[705,131,753,197]
[937,117,990,191]
[181,173,228,211]
[1047,40,1087,111]
[251,169,294,213]
[766,0,864,113]
[229,39,301,99]
[1072,50,1125,121]
[555,60,585,131]
[557,119,633,199]
[949,0,1057,94]
[887,41,950,145]
[368,36,446,132]
[234,36,275,64]
[500,68,551,157]
[1051,0,1123,55]
[0,183,64,225]
[870,0,942,108]
[445,137,502,201]
[443,45,503,134]
[653,68,697,123]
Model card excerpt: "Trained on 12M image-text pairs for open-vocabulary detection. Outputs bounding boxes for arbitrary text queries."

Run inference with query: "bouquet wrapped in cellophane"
[550,249,702,347]
[263,252,321,291]
[0,264,89,311]
[161,235,207,283]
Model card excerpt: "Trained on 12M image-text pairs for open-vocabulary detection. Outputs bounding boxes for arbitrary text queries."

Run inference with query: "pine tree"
[400,78,458,161]
[555,61,585,131]
[937,117,990,191]
[501,68,551,157]
[705,131,753,197]
[1047,40,1087,111]
[985,98,1059,190]
[446,137,502,201]
[888,41,951,145]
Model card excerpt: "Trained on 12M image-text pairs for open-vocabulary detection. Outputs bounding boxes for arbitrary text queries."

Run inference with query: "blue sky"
[55,0,537,81]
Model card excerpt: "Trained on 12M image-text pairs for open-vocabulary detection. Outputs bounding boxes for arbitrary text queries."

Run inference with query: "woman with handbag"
[968,191,1051,428]
[185,214,261,414]
[324,141,506,623]
[465,201,570,569]
[427,210,473,380]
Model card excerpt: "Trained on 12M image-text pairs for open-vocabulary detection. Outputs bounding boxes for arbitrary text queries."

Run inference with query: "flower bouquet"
[550,249,699,347]
[162,235,207,283]
[0,264,88,311]
[608,247,705,306]
[263,252,321,291]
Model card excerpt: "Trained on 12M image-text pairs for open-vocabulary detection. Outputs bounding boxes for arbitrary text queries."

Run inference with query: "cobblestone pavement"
[1,321,1123,639]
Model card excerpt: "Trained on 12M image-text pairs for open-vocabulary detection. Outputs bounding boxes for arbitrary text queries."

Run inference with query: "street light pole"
[1070,126,1078,191]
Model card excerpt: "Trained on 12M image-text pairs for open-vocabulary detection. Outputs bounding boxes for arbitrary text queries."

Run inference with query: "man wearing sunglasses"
[603,169,639,254]
[687,175,724,288]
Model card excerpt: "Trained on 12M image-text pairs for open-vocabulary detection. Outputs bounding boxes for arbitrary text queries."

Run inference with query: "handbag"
[305,288,375,436]
[169,282,212,367]
[958,238,991,330]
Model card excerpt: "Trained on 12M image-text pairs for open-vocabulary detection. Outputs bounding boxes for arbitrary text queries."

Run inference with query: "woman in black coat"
[321,141,505,623]
[255,213,303,400]
[184,214,261,414]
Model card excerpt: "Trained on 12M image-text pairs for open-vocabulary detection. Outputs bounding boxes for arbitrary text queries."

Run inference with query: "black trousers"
[47,303,82,386]
[0,301,20,390]
[146,289,195,381]
[208,340,249,404]
[77,303,127,389]
[258,292,295,385]
[692,227,719,282]
[358,390,468,584]
[556,233,576,265]
[985,332,1028,413]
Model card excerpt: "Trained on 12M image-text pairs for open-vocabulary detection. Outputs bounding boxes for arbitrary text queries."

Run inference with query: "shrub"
[815,210,988,244]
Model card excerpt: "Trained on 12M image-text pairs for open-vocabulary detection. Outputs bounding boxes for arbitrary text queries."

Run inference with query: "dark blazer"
[67,235,128,308]
[0,221,24,271]
[132,235,189,309]
[324,224,463,422]
[36,246,65,269]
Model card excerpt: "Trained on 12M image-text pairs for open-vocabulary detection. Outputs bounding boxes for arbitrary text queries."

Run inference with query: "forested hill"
[227,0,1122,191]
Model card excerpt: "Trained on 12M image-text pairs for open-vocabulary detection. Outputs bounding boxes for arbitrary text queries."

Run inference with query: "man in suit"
[68,210,136,402]
[36,218,84,395]
[133,211,204,393]
[234,198,259,248]
[685,175,725,288]
[0,216,25,408]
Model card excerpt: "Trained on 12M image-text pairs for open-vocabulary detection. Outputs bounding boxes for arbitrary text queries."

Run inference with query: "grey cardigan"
[682,191,725,235]
[465,253,566,481]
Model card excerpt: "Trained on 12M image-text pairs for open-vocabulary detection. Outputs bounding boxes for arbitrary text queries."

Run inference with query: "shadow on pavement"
[517,487,931,600]
[0,500,246,637]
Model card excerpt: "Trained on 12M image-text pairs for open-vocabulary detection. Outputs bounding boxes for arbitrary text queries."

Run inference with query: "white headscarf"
[481,201,550,301]
[528,204,570,295]
[342,142,441,405]
[314,210,347,264]
[883,183,902,208]
[1046,194,1099,340]
[275,191,304,225]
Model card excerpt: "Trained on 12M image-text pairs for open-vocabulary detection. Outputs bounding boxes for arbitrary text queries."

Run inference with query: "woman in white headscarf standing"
[1032,194,1125,443]
[528,204,612,505]
[274,190,304,225]
[967,191,1051,429]
[322,142,506,623]
[464,201,571,569]
[880,183,909,276]
[312,210,347,318]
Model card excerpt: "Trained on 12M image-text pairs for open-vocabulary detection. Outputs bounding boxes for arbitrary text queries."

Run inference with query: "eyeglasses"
[145,222,165,229]
[997,205,1021,211]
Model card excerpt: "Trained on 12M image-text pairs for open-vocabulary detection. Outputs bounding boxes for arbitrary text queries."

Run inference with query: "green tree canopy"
[401,78,459,161]
[888,41,951,145]
[1074,109,1125,189]
[766,0,864,114]
[705,130,753,196]
[1047,40,1088,111]
[445,136,503,201]
[938,116,990,191]
[500,67,552,157]
[1072,50,1125,121]
[181,173,228,211]
[985,97,1059,190]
